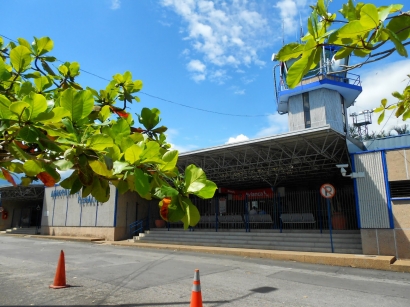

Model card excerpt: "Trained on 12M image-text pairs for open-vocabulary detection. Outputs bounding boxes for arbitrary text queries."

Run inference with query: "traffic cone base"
[190,269,203,307]
[49,250,70,289]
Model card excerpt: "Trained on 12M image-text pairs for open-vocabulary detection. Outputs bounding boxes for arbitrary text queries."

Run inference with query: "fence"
[164,187,358,232]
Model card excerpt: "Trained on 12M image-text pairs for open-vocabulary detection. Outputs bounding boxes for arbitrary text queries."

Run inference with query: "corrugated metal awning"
[177,126,351,189]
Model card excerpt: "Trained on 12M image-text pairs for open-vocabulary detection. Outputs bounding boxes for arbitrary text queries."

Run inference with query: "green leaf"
[339,0,357,21]
[392,91,404,99]
[0,58,11,81]
[185,199,200,227]
[403,109,410,121]
[154,185,179,199]
[334,46,354,60]
[7,142,33,161]
[160,150,179,172]
[60,172,78,189]
[91,176,110,203]
[33,37,54,56]
[138,108,160,130]
[22,93,48,120]
[194,180,218,199]
[134,167,150,198]
[317,0,327,16]
[98,105,111,122]
[35,107,70,123]
[86,134,114,151]
[140,142,164,164]
[124,144,143,164]
[113,161,131,174]
[381,98,387,107]
[286,41,317,88]
[184,164,207,194]
[69,62,80,77]
[359,4,379,29]
[53,160,74,171]
[276,43,304,61]
[378,111,385,124]
[159,197,185,222]
[378,5,392,22]
[34,75,52,91]
[89,160,113,177]
[23,160,43,176]
[382,28,408,57]
[17,38,32,50]
[10,45,32,72]
[0,94,16,120]
[18,126,40,143]
[60,89,94,122]
[9,101,30,121]
[374,106,385,113]
[336,20,369,38]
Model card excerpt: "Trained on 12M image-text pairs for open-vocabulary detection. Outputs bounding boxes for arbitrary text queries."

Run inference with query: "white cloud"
[187,59,206,72]
[161,0,274,78]
[192,73,206,82]
[274,0,298,35]
[110,0,120,10]
[349,59,410,135]
[255,113,289,137]
[234,89,245,95]
[226,134,250,144]
[166,128,199,152]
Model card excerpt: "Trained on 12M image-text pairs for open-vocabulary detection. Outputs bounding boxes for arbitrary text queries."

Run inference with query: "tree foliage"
[276,0,410,123]
[0,36,217,228]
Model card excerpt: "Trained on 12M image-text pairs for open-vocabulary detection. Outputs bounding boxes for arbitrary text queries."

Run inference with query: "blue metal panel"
[113,188,118,227]
[52,186,56,227]
[354,144,410,155]
[381,151,394,229]
[95,202,99,227]
[64,194,69,226]
[350,154,361,229]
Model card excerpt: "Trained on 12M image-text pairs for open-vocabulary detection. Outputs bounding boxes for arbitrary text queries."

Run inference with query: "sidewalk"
[3,233,410,273]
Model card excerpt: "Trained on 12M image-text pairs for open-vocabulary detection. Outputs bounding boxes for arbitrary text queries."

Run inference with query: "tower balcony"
[277,70,362,114]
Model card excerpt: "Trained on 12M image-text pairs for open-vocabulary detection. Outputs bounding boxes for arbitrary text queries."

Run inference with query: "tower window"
[303,93,311,128]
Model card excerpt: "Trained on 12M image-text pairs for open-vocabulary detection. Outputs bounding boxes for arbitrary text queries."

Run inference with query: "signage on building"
[219,187,274,200]
[320,183,336,199]
[50,188,102,205]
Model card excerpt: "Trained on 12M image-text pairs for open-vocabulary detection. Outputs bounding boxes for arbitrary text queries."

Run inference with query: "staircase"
[5,227,39,235]
[134,229,363,254]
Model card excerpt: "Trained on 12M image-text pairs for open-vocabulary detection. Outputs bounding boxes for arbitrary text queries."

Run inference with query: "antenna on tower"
[282,21,285,46]
[350,110,374,140]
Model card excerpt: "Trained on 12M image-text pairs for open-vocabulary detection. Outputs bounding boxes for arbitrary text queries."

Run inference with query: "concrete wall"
[288,94,304,132]
[386,149,410,181]
[42,185,117,228]
[42,226,116,241]
[288,89,344,133]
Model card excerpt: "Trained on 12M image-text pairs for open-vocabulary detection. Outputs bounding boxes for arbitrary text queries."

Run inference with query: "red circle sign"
[320,183,336,199]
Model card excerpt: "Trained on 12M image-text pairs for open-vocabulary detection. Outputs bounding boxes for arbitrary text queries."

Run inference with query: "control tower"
[273,46,362,134]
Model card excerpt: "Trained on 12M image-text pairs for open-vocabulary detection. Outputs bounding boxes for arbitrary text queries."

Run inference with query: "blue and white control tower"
[273,46,362,134]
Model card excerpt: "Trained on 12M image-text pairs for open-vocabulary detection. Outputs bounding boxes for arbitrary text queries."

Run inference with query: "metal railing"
[160,187,358,232]
[279,65,361,92]
[129,216,150,237]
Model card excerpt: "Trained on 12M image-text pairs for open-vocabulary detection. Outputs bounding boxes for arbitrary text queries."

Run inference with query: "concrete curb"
[0,233,104,242]
[107,241,408,273]
[3,234,408,273]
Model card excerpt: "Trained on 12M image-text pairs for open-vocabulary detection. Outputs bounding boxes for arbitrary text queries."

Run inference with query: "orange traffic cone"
[190,269,203,307]
[49,250,69,289]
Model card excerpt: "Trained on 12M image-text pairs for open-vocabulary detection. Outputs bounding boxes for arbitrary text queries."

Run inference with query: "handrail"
[129,219,145,236]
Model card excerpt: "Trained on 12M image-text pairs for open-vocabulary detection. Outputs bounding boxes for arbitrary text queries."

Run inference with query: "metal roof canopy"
[177,126,351,190]
[0,185,44,200]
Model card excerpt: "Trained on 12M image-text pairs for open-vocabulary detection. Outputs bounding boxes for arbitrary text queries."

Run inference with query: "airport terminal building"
[1,47,409,259]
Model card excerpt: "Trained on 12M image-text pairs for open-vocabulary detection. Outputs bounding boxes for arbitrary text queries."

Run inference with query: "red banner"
[219,187,274,200]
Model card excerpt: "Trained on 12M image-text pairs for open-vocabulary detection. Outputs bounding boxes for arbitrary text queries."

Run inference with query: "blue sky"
[1,0,409,155]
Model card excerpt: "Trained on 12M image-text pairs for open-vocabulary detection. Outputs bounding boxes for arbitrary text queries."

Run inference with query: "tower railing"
[279,65,361,92]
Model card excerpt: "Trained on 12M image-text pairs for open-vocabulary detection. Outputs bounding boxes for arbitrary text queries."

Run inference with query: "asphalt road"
[0,235,410,307]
